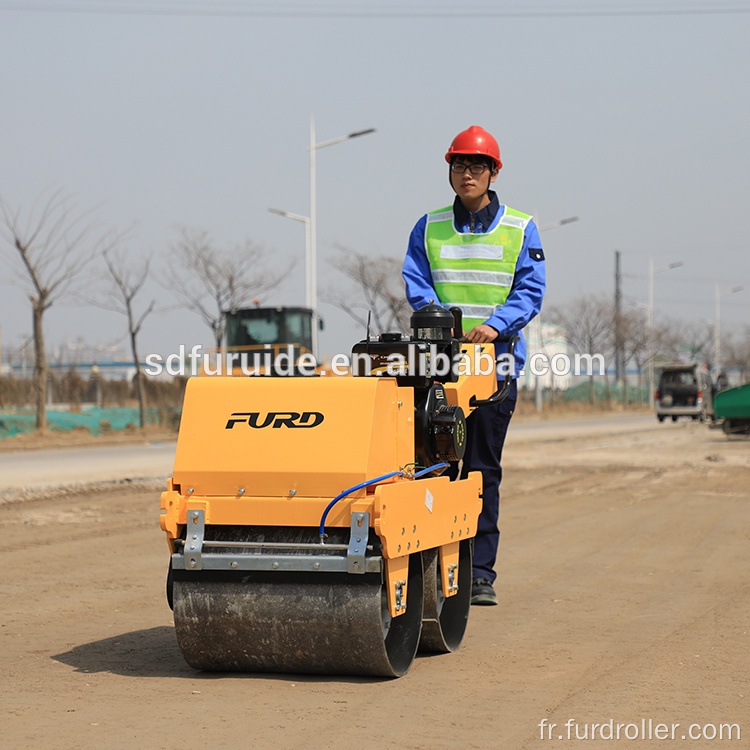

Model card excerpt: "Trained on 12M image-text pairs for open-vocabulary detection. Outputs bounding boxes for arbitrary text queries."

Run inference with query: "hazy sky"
[1,0,749,360]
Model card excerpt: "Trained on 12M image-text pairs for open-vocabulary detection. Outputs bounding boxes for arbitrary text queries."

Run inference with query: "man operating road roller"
[402,125,546,606]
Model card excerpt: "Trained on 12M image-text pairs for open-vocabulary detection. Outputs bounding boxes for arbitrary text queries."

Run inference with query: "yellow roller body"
[161,376,481,551]
[171,376,412,499]
[162,344,498,676]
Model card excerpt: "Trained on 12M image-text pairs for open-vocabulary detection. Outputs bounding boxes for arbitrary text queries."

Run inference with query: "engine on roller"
[351,303,468,472]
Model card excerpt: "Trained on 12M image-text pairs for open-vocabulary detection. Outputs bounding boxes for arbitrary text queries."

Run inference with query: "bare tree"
[89,249,156,428]
[0,190,115,431]
[619,307,649,406]
[656,318,714,367]
[548,294,612,405]
[165,228,291,349]
[325,246,411,335]
[723,327,750,381]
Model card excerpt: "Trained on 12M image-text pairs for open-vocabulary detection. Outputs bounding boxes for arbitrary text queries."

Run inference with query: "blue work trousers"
[448,379,517,583]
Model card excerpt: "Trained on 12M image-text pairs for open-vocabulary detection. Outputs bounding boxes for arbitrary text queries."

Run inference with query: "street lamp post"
[648,259,684,409]
[715,283,744,377]
[268,117,375,359]
[629,300,650,402]
[309,115,376,357]
[531,215,579,412]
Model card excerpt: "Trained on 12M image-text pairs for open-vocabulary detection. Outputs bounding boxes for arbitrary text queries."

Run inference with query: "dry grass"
[0,423,178,453]
[514,391,650,420]
[0,371,186,410]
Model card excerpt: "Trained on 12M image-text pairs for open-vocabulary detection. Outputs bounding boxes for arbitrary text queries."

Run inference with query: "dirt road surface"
[1,417,748,750]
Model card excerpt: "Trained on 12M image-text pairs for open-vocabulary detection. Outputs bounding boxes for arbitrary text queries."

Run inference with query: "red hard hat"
[445,126,502,170]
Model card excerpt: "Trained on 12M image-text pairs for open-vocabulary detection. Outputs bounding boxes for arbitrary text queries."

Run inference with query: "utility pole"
[715,283,720,378]
[614,250,623,385]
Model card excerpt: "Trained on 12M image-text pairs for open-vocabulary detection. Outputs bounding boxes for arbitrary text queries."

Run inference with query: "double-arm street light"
[270,115,376,358]
[647,259,684,409]
[715,283,744,377]
[309,117,376,352]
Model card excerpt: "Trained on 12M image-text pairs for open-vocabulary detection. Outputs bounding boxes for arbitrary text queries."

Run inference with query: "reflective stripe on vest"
[439,244,504,261]
[431,269,515,287]
[425,204,530,330]
[441,303,504,320]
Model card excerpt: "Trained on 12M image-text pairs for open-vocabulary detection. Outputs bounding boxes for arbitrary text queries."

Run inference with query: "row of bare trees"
[4,189,749,429]
[323,256,750,405]
[320,255,750,408]
[0,191,289,432]
[547,294,750,405]
[0,192,408,436]
[1,191,116,431]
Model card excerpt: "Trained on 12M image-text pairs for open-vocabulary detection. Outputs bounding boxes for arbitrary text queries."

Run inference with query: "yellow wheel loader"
[160,304,516,677]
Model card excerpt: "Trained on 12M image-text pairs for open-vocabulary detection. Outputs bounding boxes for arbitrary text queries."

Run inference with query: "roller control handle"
[469,334,520,408]
[449,307,464,340]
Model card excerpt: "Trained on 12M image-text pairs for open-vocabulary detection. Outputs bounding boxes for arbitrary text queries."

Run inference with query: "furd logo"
[225,412,325,429]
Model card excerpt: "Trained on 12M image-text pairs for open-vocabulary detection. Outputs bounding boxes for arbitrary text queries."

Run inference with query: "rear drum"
[418,539,472,653]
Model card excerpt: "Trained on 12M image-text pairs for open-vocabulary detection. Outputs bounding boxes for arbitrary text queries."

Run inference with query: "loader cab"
[224,306,322,358]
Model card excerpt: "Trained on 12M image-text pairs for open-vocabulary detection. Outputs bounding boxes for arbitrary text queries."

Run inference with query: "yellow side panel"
[444,343,496,414]
[373,472,482,558]
[396,386,415,470]
[174,495,380,528]
[172,376,411,498]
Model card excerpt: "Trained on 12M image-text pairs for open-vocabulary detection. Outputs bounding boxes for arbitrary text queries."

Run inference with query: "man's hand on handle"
[465,324,499,344]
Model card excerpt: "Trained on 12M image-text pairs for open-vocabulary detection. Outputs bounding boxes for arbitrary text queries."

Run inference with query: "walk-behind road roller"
[160,304,517,677]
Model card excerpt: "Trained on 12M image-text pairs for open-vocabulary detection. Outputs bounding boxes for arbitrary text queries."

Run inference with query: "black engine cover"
[414,383,467,472]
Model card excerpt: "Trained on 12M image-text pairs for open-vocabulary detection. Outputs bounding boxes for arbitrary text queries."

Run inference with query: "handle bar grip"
[449,307,464,340]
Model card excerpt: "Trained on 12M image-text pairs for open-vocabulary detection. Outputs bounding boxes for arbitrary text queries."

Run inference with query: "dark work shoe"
[471,577,498,606]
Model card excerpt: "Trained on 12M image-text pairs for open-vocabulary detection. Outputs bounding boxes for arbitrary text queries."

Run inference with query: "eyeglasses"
[450,162,489,175]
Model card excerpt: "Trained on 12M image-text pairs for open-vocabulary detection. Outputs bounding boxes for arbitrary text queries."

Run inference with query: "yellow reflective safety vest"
[424,204,532,331]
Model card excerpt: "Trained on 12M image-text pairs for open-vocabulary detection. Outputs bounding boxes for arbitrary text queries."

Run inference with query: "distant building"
[520,319,572,391]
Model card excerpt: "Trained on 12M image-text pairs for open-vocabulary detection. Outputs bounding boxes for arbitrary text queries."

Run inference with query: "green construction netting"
[561,381,648,403]
[0,407,164,439]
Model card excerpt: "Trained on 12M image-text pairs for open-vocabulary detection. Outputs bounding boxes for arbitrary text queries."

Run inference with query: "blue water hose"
[318,471,402,543]
[317,462,450,543]
[412,462,449,479]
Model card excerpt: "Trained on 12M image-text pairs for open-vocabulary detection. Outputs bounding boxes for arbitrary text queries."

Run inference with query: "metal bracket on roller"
[346,512,369,574]
[185,509,205,570]
[394,580,405,612]
[447,564,458,594]
[172,507,379,574]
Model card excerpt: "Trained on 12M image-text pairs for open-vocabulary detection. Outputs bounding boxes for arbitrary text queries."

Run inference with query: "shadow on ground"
[51,626,391,684]
[52,626,192,678]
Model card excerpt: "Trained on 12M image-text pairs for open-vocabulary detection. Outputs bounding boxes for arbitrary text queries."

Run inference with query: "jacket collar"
[453,191,500,233]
